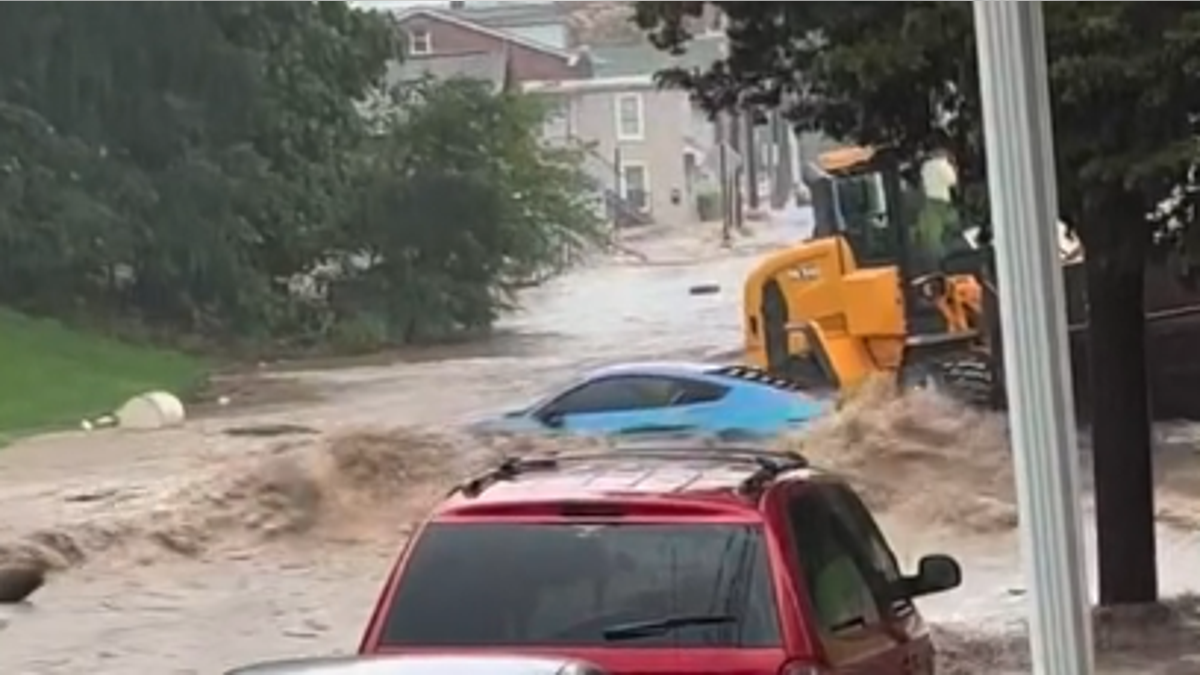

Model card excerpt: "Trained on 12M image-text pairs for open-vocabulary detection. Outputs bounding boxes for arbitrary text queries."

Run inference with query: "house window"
[615,93,644,141]
[408,28,432,56]
[620,162,650,212]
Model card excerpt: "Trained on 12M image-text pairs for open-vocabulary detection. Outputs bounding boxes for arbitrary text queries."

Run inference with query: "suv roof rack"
[453,446,810,500]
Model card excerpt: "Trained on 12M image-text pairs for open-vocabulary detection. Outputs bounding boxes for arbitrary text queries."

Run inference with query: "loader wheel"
[761,281,792,374]
[900,352,997,408]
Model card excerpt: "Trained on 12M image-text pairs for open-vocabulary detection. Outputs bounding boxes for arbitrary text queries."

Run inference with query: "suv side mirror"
[904,554,962,599]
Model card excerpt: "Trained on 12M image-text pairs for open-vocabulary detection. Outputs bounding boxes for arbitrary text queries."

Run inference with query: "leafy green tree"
[333,76,603,346]
[0,1,395,341]
[0,2,595,353]
[636,0,1200,605]
[210,1,397,294]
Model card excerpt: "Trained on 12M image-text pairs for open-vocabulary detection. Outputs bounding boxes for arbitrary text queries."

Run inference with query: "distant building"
[389,6,589,86]
[447,2,569,51]
[523,36,729,226]
[373,2,814,227]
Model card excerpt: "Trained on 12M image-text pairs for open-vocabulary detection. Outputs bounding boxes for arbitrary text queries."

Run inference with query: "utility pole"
[716,113,731,246]
[729,110,744,231]
[714,34,734,244]
[612,146,623,239]
[764,112,778,208]
[975,2,1093,674]
[745,109,760,211]
[771,110,794,210]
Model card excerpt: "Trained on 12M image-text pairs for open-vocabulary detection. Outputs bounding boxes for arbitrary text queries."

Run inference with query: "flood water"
[2,214,1199,674]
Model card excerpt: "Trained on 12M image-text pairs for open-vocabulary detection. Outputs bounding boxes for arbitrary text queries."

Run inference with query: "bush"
[325,77,603,346]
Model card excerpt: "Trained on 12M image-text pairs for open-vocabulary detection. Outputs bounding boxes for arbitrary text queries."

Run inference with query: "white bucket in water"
[114,391,187,430]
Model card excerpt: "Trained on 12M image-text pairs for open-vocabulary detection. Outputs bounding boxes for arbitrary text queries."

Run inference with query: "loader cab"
[808,146,906,268]
[806,147,962,334]
[808,146,963,278]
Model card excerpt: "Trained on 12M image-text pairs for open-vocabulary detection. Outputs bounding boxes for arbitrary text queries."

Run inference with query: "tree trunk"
[1086,246,1157,606]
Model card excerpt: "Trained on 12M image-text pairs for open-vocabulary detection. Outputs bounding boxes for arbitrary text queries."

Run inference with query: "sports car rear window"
[378,522,781,648]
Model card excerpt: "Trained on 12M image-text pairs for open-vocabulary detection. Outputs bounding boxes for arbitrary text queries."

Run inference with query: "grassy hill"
[0,309,207,443]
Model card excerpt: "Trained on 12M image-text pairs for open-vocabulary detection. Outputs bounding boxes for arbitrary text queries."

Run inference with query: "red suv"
[358,443,962,674]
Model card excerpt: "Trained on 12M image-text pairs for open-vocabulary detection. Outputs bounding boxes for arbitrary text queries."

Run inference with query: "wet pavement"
[2,213,1200,674]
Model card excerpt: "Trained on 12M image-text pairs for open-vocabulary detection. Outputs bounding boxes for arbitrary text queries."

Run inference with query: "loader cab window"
[812,151,968,275]
[830,169,900,267]
[831,161,960,276]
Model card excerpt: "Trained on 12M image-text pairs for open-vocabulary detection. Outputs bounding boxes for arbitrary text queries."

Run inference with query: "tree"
[325,75,603,346]
[0,2,599,353]
[635,1,1200,606]
[0,1,395,341]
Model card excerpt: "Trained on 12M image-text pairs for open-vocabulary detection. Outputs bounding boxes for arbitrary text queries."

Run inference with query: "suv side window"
[785,489,881,633]
[820,484,912,614]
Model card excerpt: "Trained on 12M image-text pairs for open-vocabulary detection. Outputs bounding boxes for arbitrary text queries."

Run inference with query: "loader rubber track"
[901,351,999,408]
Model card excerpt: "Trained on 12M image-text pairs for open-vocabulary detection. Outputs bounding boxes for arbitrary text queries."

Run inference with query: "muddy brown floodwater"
[2,215,1200,674]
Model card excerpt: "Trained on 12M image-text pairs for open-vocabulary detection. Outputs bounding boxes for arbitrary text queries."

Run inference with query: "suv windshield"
[378,522,780,648]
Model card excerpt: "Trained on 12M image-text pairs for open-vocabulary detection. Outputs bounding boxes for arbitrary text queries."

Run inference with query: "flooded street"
[2,215,1200,674]
[0,218,805,674]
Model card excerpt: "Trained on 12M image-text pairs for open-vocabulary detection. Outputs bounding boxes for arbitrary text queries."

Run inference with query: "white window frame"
[408,28,432,56]
[614,93,645,141]
[619,160,651,212]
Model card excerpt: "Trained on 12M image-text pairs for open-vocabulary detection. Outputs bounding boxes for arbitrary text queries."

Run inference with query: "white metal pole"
[972,3,1094,674]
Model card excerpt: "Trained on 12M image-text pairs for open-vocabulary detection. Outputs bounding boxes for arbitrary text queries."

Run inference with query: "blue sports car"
[468,361,831,439]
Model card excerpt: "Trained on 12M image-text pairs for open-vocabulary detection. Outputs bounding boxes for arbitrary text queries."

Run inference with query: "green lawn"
[0,309,208,442]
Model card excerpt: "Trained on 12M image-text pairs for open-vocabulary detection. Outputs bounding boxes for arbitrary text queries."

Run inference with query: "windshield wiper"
[602,613,737,641]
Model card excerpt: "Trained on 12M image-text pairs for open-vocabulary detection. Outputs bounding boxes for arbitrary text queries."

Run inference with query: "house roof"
[449,2,567,30]
[391,7,578,62]
[386,51,509,94]
[590,35,727,78]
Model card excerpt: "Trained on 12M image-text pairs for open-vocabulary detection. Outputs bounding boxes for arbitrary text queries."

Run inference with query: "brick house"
[390,7,592,85]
